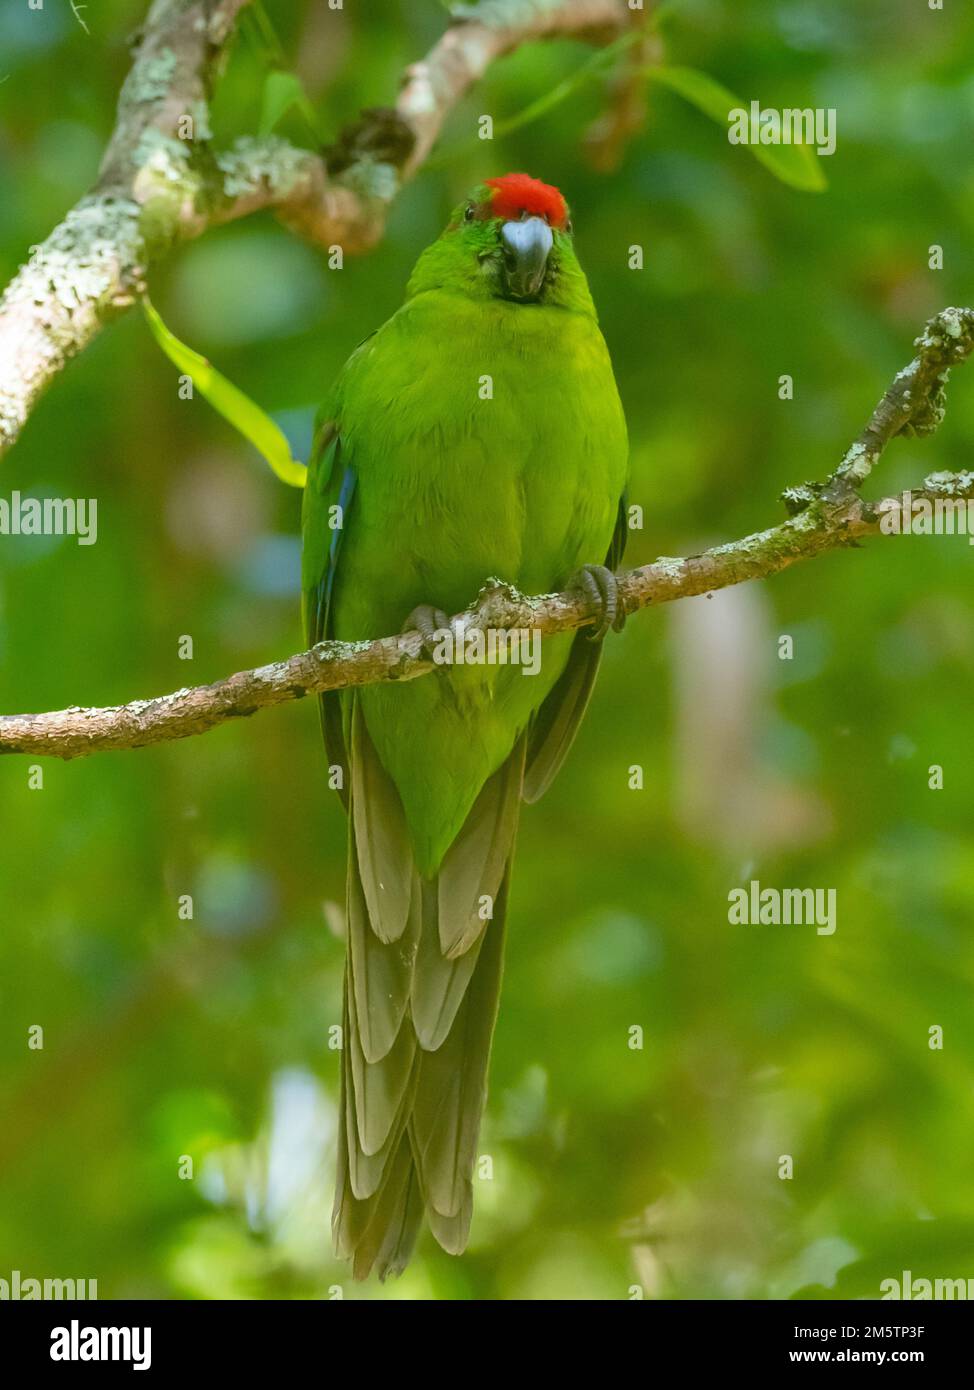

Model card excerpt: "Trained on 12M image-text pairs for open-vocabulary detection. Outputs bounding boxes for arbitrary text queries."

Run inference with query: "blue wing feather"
[319,462,357,641]
[304,426,357,809]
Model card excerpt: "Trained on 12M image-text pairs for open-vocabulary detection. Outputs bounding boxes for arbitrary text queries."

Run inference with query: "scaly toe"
[574,564,618,642]
[402,604,451,659]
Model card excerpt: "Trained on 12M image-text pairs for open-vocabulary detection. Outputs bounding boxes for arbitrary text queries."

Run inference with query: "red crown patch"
[484,173,568,230]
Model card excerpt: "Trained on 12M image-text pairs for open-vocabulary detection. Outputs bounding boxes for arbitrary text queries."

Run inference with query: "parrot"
[301,172,629,1279]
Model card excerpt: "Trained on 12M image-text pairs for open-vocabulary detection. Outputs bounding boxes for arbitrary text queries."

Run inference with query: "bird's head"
[407,173,595,314]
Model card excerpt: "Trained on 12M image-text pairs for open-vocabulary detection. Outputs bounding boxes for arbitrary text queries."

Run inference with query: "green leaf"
[245,0,287,68]
[142,298,307,489]
[258,69,320,140]
[648,66,828,192]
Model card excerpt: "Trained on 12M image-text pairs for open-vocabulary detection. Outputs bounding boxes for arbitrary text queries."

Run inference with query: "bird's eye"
[463,204,475,222]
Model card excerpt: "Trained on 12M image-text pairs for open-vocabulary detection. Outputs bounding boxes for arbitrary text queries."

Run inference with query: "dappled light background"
[2,0,974,1300]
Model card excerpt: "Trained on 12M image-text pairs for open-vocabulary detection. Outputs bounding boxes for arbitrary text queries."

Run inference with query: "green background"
[2,0,973,1300]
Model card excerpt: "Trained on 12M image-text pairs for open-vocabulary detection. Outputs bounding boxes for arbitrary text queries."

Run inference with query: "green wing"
[522,492,629,803]
[302,419,356,808]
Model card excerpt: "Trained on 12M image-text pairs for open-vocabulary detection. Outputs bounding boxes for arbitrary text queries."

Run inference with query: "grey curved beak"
[500,216,553,300]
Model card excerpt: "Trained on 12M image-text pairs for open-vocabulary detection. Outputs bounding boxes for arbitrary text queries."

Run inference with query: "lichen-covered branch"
[3,307,973,761]
[0,0,631,458]
[827,306,973,488]
[0,0,248,455]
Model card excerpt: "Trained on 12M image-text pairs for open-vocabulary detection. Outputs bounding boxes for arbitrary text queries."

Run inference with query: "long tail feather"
[334,699,522,1278]
[410,871,509,1227]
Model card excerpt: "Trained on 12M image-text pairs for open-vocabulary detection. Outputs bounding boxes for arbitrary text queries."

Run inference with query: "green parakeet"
[301,173,628,1278]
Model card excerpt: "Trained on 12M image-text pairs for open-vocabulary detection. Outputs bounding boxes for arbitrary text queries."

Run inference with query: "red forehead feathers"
[484,173,568,229]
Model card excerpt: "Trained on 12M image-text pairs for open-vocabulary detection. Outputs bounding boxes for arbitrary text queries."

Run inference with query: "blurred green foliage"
[2,0,974,1301]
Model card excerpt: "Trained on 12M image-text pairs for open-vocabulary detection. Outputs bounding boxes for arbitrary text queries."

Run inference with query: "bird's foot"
[402,604,451,661]
[571,564,626,642]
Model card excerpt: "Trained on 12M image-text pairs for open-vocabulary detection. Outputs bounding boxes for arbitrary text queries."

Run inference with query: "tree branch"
[0,0,631,458]
[4,307,973,760]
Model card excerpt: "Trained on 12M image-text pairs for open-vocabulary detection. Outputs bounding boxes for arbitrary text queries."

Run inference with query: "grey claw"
[574,564,624,642]
[402,604,451,659]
